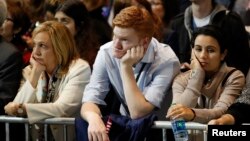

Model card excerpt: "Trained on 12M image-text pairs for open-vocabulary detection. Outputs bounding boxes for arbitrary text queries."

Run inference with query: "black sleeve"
[226,102,250,125]
[0,51,23,115]
[212,11,250,76]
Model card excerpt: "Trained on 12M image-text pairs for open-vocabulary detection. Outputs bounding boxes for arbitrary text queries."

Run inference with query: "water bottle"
[170,104,189,141]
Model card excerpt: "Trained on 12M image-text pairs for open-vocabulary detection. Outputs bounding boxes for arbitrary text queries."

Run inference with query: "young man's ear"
[141,37,150,49]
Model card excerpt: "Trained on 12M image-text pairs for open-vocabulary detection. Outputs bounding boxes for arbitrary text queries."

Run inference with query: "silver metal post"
[25,123,29,141]
[5,122,10,141]
[162,128,167,141]
[63,124,67,141]
[44,124,48,141]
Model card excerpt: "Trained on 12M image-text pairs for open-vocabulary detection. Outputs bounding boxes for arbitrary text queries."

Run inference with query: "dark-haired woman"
[55,0,100,70]
[167,25,245,123]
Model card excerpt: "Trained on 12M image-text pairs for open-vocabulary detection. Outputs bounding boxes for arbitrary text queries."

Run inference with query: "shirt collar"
[140,37,157,64]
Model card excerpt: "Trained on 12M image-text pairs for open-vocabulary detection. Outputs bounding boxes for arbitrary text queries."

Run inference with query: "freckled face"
[112,27,141,59]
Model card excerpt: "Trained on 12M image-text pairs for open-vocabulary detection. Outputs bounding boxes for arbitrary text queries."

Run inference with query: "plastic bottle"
[170,104,189,141]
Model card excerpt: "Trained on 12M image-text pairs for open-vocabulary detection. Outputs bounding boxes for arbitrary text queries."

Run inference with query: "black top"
[226,83,250,124]
[170,5,250,75]
[0,37,23,115]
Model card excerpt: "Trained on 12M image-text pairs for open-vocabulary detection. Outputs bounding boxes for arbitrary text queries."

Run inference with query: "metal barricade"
[0,116,74,141]
[153,121,208,141]
[0,116,207,141]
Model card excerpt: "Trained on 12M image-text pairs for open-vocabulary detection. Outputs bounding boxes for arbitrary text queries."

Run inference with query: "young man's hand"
[87,112,110,141]
[120,45,144,67]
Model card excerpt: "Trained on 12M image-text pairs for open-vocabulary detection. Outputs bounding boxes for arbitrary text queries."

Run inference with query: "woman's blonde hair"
[32,21,79,76]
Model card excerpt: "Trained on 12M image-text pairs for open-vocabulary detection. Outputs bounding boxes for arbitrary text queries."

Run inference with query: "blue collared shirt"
[82,38,180,115]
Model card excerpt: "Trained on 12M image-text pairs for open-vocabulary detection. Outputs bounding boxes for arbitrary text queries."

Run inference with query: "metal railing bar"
[0,116,210,141]
[5,122,9,141]
[162,128,167,141]
[45,124,48,141]
[25,123,29,141]
[0,116,74,125]
[153,121,207,130]
[1,116,208,130]
[0,116,29,123]
[63,124,67,141]
[203,129,207,141]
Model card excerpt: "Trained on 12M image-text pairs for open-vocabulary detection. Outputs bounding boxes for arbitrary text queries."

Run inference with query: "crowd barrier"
[0,115,207,141]
[153,121,207,141]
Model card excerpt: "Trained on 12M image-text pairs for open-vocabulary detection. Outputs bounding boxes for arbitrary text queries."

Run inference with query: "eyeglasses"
[5,17,14,22]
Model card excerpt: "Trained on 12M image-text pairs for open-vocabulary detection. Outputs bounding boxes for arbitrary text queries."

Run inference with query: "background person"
[170,0,250,75]
[0,0,23,140]
[55,0,100,70]
[1,0,32,67]
[81,0,112,45]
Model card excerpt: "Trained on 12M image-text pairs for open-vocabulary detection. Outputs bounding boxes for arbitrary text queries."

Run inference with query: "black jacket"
[170,4,250,75]
[227,81,250,125]
[0,37,23,115]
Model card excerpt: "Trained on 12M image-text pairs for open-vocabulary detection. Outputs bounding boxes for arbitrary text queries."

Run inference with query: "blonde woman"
[5,21,91,141]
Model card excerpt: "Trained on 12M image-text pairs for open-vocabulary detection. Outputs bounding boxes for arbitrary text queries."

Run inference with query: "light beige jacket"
[14,58,91,141]
[172,63,245,123]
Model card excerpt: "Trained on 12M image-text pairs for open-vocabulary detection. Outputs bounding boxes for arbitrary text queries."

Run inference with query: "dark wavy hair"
[191,25,226,53]
[56,0,99,69]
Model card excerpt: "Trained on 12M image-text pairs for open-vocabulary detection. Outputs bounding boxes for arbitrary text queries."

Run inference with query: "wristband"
[190,108,196,121]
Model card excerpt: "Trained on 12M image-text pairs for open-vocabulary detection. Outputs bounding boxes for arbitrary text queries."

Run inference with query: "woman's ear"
[221,49,228,61]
